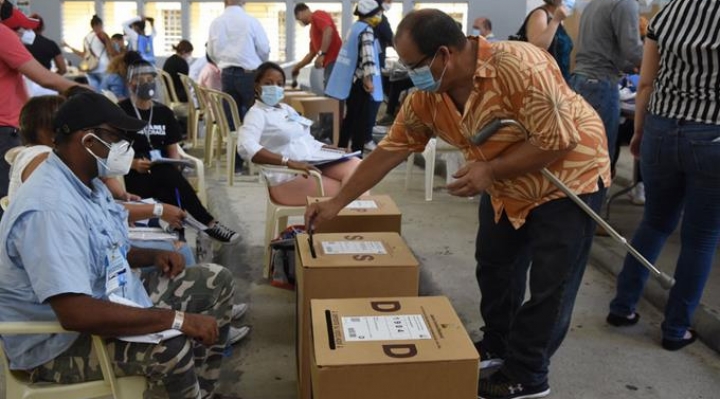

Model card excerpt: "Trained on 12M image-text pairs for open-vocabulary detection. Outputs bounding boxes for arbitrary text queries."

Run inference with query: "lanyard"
[132,102,154,148]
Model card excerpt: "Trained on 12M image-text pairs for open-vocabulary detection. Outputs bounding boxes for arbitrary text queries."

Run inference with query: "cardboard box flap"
[308,195,401,216]
[296,233,418,269]
[312,297,478,367]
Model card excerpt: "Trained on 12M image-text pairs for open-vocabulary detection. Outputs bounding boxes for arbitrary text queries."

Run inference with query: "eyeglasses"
[86,127,134,153]
[402,54,433,71]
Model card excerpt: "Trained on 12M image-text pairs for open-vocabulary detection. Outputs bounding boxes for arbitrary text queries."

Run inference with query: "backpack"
[509,7,552,42]
[268,225,305,290]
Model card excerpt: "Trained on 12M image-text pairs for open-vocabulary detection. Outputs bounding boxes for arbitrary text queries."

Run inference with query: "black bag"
[268,225,305,290]
[508,7,550,42]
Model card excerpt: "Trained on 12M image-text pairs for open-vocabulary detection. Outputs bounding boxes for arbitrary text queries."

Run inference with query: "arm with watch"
[313,27,334,69]
[123,202,186,229]
[251,147,321,176]
[49,292,219,346]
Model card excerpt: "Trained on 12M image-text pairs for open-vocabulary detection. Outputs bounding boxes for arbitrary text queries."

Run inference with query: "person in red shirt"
[291,3,342,88]
[0,0,77,218]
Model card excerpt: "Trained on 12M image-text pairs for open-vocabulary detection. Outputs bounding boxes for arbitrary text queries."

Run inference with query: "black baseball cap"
[54,92,147,137]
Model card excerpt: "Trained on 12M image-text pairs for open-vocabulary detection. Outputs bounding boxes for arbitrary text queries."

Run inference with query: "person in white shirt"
[122,16,156,65]
[472,17,497,41]
[237,62,362,206]
[64,15,116,90]
[208,0,270,121]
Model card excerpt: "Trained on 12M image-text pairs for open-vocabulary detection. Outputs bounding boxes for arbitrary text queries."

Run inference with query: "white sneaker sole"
[231,304,248,321]
[228,326,251,345]
[478,388,550,399]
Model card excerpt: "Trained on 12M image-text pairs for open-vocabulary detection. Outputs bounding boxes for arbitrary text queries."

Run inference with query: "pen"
[174,188,183,210]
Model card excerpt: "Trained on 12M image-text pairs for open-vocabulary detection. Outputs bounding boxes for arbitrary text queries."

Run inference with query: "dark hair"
[132,20,146,32]
[294,3,309,15]
[123,50,143,66]
[482,18,492,31]
[396,9,467,57]
[111,33,124,41]
[254,62,286,85]
[172,39,194,54]
[90,14,103,28]
[29,13,44,32]
[20,96,66,145]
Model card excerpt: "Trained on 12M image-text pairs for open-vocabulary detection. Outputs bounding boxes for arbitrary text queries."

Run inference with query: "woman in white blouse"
[237,62,362,206]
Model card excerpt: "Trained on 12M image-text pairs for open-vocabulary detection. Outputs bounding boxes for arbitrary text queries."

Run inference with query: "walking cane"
[471,119,675,290]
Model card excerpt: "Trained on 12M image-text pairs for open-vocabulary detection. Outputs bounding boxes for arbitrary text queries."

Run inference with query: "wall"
[28,0,526,64]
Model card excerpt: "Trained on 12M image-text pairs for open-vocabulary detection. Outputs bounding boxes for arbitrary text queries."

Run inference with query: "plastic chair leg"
[263,203,277,279]
[404,153,415,190]
[423,144,437,201]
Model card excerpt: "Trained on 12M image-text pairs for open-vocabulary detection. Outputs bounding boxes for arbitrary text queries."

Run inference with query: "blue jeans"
[609,114,720,341]
[476,188,602,386]
[0,127,21,220]
[569,74,620,166]
[86,72,105,92]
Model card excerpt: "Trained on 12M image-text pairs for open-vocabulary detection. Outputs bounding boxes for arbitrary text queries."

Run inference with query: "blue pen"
[174,188,186,242]
[174,188,183,209]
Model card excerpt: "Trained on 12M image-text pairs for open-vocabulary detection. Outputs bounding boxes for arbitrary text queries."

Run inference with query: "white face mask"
[83,133,135,177]
[19,28,36,45]
[638,0,654,7]
[563,0,576,16]
[382,2,391,11]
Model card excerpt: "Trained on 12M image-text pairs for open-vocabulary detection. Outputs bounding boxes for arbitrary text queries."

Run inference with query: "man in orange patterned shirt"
[306,9,610,399]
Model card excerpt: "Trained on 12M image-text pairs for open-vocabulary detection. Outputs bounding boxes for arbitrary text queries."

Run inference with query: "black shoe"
[662,330,697,351]
[606,312,640,327]
[477,371,550,399]
[204,223,240,244]
[473,340,505,371]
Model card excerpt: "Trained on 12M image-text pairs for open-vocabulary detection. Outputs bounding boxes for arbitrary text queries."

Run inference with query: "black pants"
[475,189,602,386]
[125,164,214,225]
[221,66,255,171]
[340,80,379,153]
[385,78,414,116]
[0,126,21,220]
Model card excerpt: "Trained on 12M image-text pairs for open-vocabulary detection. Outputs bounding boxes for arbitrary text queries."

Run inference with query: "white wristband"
[171,311,185,330]
[281,156,289,166]
[153,203,164,217]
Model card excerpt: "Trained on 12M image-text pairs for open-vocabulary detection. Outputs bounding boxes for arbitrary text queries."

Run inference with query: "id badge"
[288,113,314,127]
[149,149,162,162]
[105,246,129,296]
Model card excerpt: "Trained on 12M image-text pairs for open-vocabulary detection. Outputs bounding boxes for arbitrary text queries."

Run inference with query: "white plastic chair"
[177,146,207,206]
[258,165,324,278]
[0,321,146,399]
[178,73,205,148]
[404,138,464,201]
[0,196,9,211]
[101,89,119,104]
[157,69,188,118]
[204,89,258,185]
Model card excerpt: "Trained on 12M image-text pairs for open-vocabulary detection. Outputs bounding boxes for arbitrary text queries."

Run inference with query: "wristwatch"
[317,51,326,56]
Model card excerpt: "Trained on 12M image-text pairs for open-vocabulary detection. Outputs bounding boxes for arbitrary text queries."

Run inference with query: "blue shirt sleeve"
[7,210,94,303]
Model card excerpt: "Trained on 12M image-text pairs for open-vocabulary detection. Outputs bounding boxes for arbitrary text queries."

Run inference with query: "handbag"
[268,225,305,290]
[79,35,103,72]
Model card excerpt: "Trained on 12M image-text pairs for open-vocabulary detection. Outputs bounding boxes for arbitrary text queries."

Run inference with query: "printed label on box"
[346,200,378,209]
[321,241,387,255]
[342,315,432,342]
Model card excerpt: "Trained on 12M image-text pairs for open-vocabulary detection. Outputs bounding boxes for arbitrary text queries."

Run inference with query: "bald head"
[395,9,467,58]
[473,17,492,36]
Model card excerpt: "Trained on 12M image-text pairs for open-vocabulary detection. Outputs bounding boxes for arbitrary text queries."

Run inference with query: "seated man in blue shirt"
[0,91,238,399]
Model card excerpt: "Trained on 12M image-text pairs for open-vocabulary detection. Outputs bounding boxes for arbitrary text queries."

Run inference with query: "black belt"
[0,126,19,134]
[224,66,255,73]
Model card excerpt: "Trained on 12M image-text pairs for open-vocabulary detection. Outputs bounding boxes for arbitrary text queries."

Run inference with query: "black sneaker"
[477,372,550,399]
[204,223,240,244]
[606,312,640,327]
[474,340,505,371]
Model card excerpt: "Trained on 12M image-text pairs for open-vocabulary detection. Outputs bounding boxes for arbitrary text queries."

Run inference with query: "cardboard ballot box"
[307,195,402,234]
[295,232,419,399]
[310,296,479,399]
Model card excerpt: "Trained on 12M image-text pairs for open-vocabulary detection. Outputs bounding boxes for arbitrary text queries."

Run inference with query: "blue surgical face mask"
[471,28,481,36]
[562,0,576,15]
[408,52,448,92]
[260,85,284,106]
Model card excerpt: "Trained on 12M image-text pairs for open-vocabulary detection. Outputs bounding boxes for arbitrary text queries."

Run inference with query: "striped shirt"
[647,0,720,125]
[380,38,610,228]
[354,27,378,82]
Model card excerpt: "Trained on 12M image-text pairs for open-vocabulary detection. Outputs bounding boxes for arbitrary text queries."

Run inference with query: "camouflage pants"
[31,263,235,399]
